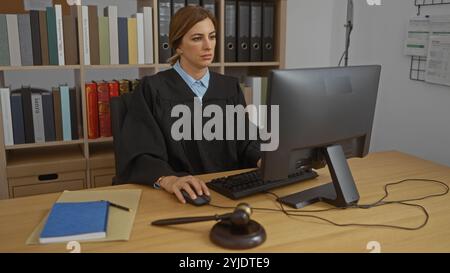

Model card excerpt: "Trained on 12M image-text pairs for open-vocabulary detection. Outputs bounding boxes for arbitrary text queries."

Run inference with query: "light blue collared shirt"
[173,61,210,101]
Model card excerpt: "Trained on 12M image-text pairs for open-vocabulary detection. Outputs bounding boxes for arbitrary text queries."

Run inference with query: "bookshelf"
[0,0,287,199]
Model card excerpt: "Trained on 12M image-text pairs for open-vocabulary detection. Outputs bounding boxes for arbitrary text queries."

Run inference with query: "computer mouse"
[181,190,211,206]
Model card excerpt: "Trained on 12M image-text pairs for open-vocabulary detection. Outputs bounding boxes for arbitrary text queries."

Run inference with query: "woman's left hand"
[257,159,262,168]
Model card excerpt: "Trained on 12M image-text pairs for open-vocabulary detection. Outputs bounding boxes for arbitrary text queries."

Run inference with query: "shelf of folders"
[405,1,450,86]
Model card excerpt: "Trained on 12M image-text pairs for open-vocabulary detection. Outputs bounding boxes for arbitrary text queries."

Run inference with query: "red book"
[85,82,99,139]
[97,81,112,137]
[108,80,120,98]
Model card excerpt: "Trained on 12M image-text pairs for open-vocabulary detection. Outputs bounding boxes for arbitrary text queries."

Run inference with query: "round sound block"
[209,220,266,249]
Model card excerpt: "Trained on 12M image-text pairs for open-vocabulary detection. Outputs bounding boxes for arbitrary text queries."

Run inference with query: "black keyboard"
[207,169,318,199]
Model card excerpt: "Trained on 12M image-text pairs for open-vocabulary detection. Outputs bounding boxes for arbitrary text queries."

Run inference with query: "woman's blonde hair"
[167,6,217,66]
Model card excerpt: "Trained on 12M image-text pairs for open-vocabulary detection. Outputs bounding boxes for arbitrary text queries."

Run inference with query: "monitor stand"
[278,145,360,209]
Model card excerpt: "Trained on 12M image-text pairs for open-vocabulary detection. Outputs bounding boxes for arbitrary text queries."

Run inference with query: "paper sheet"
[404,17,430,57]
[425,35,450,86]
[26,189,142,245]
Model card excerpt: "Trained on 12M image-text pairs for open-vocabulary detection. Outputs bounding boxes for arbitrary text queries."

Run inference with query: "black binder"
[237,0,250,62]
[250,0,262,62]
[225,0,237,62]
[202,0,216,17]
[186,0,200,6]
[262,0,275,61]
[158,0,172,64]
[202,0,218,62]
[172,0,185,15]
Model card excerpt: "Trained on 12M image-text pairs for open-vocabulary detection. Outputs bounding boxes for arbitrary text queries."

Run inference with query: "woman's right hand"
[159,175,210,204]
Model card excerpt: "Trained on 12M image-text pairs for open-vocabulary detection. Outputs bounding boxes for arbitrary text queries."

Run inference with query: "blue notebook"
[40,201,109,244]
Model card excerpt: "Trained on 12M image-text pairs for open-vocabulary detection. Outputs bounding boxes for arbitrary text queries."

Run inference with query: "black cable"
[208,178,449,231]
[338,51,346,67]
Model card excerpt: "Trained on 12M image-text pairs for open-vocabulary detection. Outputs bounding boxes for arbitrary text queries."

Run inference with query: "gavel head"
[229,203,252,226]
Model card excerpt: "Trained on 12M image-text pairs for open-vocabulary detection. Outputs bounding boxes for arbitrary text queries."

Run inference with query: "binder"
[202,0,218,62]
[172,0,185,16]
[250,0,262,62]
[262,0,275,61]
[202,0,216,17]
[158,0,172,64]
[186,0,200,6]
[224,0,237,62]
[237,0,250,62]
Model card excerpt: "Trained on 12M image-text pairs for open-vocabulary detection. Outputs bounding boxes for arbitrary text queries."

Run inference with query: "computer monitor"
[261,65,381,209]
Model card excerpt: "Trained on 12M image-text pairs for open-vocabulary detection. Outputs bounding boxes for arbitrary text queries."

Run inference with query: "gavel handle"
[151,213,232,226]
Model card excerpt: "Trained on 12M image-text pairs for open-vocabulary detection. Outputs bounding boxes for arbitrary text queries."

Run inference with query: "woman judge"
[114,6,261,203]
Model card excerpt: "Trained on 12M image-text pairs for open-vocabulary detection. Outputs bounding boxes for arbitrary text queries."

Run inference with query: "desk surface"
[1,151,450,253]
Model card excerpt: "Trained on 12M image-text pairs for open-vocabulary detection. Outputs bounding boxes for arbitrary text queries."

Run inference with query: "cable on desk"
[208,178,449,231]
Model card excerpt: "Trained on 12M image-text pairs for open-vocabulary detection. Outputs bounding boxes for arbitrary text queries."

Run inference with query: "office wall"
[286,0,450,166]
[285,0,336,68]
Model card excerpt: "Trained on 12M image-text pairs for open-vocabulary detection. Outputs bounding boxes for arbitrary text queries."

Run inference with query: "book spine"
[119,80,130,95]
[105,6,119,65]
[60,85,72,141]
[52,87,63,141]
[98,16,110,65]
[6,14,21,66]
[128,18,138,65]
[30,11,42,66]
[21,87,35,143]
[75,87,83,138]
[108,80,120,98]
[31,92,45,143]
[86,82,99,139]
[0,88,14,146]
[10,93,25,145]
[131,79,141,92]
[69,87,79,140]
[39,11,50,66]
[42,92,56,142]
[118,17,129,64]
[81,6,90,65]
[88,5,100,65]
[136,13,145,65]
[143,7,154,64]
[63,15,79,65]
[97,82,111,137]
[18,14,34,66]
[55,4,65,65]
[46,7,58,65]
[0,15,10,66]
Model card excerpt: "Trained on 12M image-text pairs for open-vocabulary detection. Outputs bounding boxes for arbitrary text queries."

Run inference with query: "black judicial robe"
[114,68,261,186]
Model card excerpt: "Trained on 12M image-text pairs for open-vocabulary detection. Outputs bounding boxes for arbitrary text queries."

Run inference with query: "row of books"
[0,5,79,66]
[81,6,154,65]
[0,86,82,146]
[240,76,268,128]
[86,79,140,139]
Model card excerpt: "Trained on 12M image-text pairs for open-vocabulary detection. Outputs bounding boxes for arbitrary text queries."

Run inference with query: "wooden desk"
[1,151,450,253]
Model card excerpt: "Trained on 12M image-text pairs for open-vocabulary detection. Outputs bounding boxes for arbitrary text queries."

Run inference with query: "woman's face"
[178,18,216,69]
